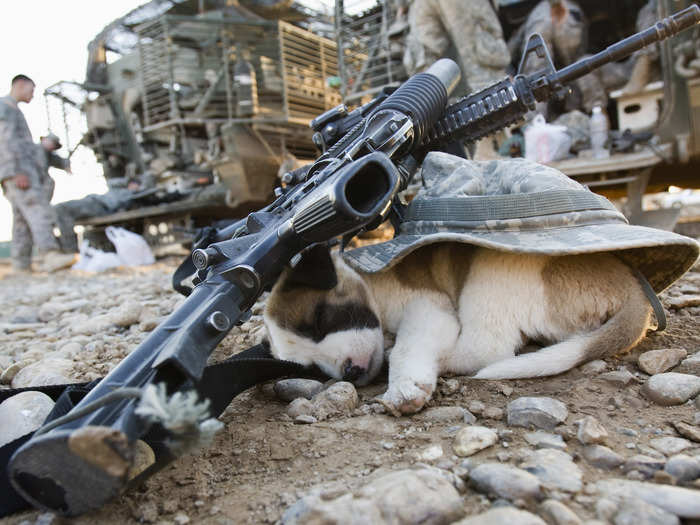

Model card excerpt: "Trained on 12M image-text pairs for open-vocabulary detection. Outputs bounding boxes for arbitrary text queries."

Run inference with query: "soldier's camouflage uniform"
[404,0,510,93]
[0,95,61,269]
[34,143,70,203]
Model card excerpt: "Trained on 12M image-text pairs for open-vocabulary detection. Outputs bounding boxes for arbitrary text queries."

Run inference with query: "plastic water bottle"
[590,105,610,159]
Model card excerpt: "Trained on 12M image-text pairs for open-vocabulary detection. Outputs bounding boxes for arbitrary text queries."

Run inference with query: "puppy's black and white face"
[264,245,384,385]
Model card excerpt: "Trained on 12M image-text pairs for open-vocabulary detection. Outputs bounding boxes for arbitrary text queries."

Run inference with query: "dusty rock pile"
[0,256,699,524]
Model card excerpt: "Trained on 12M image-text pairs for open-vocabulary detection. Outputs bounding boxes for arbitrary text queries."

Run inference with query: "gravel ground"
[0,250,699,525]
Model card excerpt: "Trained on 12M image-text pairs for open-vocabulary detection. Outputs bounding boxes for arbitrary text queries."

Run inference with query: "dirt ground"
[0,249,699,525]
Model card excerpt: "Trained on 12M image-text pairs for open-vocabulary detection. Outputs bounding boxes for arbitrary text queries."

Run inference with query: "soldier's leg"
[9,197,32,271]
[436,0,510,92]
[404,0,449,75]
[54,201,81,253]
[5,182,61,256]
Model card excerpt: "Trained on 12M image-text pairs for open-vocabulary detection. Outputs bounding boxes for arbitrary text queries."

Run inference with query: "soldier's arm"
[48,151,71,172]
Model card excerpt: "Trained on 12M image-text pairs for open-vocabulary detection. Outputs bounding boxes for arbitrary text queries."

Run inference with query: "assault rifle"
[7,6,699,517]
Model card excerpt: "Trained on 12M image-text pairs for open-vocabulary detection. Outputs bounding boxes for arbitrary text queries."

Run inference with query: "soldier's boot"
[36,250,77,273]
[621,53,651,95]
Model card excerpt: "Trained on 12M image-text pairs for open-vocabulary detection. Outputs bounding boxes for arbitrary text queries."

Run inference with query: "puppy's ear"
[285,243,338,290]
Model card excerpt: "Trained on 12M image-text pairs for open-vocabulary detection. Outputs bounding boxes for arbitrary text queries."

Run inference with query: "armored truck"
[45,0,342,248]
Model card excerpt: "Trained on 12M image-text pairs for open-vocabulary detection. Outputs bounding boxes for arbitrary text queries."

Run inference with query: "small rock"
[0,391,55,447]
[539,499,582,525]
[520,449,583,492]
[595,479,700,518]
[667,295,700,309]
[468,463,542,501]
[582,445,624,470]
[109,300,143,327]
[649,437,693,456]
[637,349,687,375]
[311,381,358,420]
[665,454,700,482]
[419,406,470,423]
[173,512,190,525]
[453,426,498,457]
[623,455,665,478]
[468,400,485,415]
[416,444,444,461]
[135,500,159,522]
[619,427,639,437]
[440,378,460,395]
[677,353,700,375]
[0,362,24,384]
[673,422,700,443]
[287,398,315,419]
[128,440,156,480]
[282,468,464,524]
[483,406,504,420]
[641,373,700,406]
[581,360,607,374]
[453,507,546,525]
[599,369,635,387]
[576,415,609,445]
[524,431,567,450]
[274,379,324,402]
[294,415,317,424]
[11,358,73,388]
[498,384,514,397]
[612,497,679,525]
[507,397,568,430]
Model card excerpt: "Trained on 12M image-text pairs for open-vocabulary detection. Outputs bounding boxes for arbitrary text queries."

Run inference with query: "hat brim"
[343,222,699,293]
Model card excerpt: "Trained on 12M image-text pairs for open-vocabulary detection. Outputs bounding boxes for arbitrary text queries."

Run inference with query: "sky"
[0,1,157,242]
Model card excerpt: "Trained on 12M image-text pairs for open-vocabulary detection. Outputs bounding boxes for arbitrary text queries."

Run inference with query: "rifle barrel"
[555,4,700,85]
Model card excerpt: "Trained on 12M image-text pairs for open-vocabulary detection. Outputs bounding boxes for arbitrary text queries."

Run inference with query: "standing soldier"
[0,75,76,273]
[403,0,511,159]
[403,0,511,93]
[35,132,71,204]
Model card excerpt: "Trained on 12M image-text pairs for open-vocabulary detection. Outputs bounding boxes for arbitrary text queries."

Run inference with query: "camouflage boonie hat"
[343,152,699,293]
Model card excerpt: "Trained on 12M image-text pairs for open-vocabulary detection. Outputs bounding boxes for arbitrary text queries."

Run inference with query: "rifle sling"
[0,343,315,517]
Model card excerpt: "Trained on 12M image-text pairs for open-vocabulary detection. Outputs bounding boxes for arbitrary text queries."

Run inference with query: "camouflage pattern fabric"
[0,96,63,268]
[0,96,40,185]
[343,153,699,293]
[404,0,510,92]
[3,180,61,269]
[34,143,70,203]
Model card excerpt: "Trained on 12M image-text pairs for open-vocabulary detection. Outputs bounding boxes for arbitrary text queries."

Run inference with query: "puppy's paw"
[375,380,433,417]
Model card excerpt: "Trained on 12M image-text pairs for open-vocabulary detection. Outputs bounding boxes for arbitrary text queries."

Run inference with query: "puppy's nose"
[342,360,365,382]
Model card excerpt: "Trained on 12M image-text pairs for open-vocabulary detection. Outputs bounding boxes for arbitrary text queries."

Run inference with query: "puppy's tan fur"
[265,244,651,414]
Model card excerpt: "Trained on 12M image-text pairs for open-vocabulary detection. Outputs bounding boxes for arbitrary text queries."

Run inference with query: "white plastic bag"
[105,226,155,267]
[524,114,573,163]
[72,240,124,272]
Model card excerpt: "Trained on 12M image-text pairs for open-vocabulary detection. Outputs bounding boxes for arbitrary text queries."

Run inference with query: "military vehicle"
[45,0,343,248]
[335,0,700,231]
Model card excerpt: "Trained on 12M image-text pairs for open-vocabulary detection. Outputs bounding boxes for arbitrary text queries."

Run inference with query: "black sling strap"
[0,343,316,517]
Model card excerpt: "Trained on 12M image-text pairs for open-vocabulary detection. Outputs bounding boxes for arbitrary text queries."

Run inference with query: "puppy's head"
[264,244,383,385]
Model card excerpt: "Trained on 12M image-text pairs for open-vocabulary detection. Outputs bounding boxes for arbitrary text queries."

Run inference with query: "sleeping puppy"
[264,243,651,415]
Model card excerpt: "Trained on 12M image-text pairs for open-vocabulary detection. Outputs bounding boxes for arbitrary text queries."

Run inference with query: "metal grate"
[135,15,343,131]
[334,0,409,105]
[279,21,343,124]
